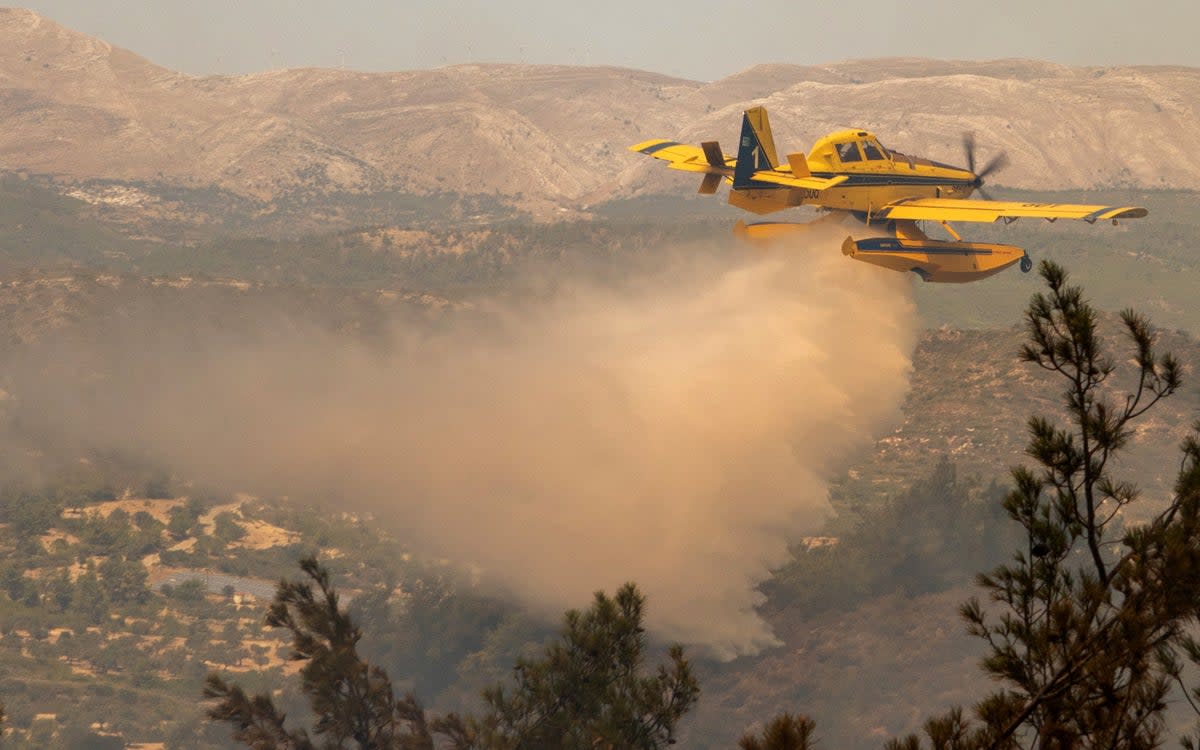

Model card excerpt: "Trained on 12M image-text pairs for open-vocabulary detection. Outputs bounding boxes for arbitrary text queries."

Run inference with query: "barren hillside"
[2,8,1199,214]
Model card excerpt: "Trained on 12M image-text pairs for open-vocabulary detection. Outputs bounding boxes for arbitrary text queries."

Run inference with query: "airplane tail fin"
[733,106,780,189]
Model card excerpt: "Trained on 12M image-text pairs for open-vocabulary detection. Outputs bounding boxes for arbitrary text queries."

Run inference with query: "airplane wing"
[630,140,732,174]
[875,198,1148,224]
[629,140,847,191]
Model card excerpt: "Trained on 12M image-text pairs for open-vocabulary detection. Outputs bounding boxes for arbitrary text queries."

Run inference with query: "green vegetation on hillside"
[765,459,1016,619]
[0,175,158,271]
[3,174,1198,333]
[205,557,698,750]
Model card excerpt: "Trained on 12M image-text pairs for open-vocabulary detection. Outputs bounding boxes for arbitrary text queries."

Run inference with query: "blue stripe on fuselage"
[734,172,976,191]
[811,172,975,188]
[854,237,993,255]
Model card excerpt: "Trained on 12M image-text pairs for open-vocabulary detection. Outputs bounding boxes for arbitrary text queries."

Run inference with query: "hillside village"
[0,479,393,747]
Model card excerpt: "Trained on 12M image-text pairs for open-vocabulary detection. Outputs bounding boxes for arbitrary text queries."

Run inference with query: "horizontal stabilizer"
[746,172,848,190]
[630,139,732,175]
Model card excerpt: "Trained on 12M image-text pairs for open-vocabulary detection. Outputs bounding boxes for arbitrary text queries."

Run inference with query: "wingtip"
[1096,206,1149,221]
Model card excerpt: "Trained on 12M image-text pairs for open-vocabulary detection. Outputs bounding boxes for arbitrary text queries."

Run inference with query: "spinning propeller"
[962,132,1009,201]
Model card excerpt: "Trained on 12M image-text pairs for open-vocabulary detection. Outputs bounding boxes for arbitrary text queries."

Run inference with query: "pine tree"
[48,569,73,612]
[205,559,698,750]
[204,556,432,749]
[738,713,817,750]
[438,583,699,750]
[72,570,106,624]
[883,260,1200,749]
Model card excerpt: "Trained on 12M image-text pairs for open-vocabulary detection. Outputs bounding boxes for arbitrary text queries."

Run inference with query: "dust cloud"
[10,232,917,658]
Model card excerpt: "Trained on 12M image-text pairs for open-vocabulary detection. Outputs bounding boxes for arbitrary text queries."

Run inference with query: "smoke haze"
[10,234,916,657]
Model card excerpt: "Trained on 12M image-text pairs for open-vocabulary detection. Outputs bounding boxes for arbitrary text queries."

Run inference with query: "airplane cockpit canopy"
[832,134,890,163]
[811,130,893,166]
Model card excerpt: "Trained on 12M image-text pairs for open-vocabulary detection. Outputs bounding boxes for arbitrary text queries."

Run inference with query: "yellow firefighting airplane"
[630,107,1147,282]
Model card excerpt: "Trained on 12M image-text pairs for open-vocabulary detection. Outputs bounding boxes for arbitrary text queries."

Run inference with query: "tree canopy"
[205,558,697,749]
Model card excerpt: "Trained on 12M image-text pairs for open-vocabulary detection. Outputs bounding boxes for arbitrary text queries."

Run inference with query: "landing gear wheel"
[1020,254,1033,273]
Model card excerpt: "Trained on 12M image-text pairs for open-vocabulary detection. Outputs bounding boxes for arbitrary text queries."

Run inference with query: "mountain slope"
[3,8,1200,212]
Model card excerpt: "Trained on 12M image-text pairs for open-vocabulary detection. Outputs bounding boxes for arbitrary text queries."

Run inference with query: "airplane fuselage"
[729,129,978,218]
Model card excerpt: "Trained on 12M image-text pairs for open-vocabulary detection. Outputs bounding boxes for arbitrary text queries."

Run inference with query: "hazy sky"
[18,0,1199,80]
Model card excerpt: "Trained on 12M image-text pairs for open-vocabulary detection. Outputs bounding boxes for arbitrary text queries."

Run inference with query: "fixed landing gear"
[1020,254,1033,273]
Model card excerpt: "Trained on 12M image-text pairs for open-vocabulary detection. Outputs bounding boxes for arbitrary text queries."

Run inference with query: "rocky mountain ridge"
[2,7,1199,215]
